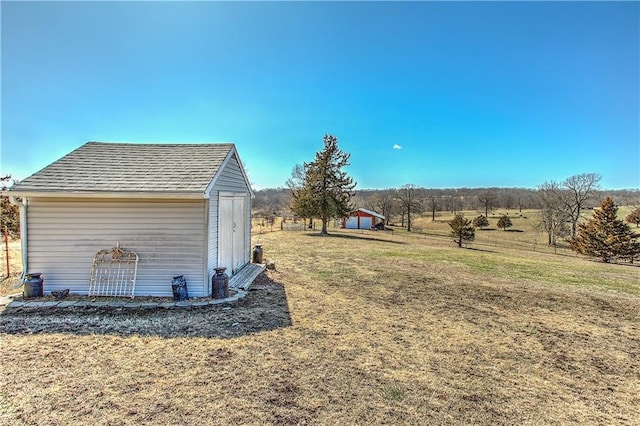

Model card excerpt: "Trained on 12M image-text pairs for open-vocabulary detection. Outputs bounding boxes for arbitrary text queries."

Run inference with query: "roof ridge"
[86,141,236,146]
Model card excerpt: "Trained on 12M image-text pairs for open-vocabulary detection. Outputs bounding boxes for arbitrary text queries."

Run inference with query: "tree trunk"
[458,235,462,248]
[321,218,328,235]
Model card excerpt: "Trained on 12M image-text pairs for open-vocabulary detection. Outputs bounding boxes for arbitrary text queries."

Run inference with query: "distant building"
[342,208,385,229]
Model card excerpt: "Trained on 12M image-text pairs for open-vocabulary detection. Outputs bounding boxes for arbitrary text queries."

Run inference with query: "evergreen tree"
[497,214,512,231]
[289,135,356,235]
[449,214,475,248]
[569,197,640,263]
[472,215,489,229]
[286,164,315,228]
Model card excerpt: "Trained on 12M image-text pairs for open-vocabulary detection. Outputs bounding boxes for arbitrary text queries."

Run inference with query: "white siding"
[26,198,208,297]
[206,153,252,280]
[215,154,251,193]
[206,191,218,296]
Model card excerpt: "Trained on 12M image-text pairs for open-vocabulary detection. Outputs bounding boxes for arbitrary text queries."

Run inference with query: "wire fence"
[251,220,577,258]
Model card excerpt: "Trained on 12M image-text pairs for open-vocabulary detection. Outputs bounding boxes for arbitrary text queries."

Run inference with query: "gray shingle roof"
[10,142,236,194]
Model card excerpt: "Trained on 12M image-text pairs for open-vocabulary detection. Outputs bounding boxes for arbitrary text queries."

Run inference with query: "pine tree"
[497,214,512,231]
[289,134,356,235]
[569,197,640,263]
[449,214,475,248]
[287,164,315,228]
[473,215,489,229]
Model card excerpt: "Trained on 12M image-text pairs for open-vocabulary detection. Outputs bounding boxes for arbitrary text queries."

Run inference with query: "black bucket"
[23,273,44,299]
[171,275,188,301]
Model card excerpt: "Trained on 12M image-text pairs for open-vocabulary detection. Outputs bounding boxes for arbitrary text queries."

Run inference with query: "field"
[0,239,22,296]
[1,224,639,424]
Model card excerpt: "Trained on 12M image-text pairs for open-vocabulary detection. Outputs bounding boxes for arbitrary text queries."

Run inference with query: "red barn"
[342,208,385,229]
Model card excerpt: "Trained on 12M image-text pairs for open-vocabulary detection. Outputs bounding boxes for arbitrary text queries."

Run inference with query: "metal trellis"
[88,243,138,298]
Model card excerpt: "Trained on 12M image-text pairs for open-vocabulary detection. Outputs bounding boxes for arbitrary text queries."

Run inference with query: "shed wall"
[26,198,208,297]
[206,153,252,287]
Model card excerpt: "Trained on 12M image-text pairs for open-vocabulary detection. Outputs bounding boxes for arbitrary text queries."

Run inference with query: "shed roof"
[351,208,385,219]
[9,142,246,197]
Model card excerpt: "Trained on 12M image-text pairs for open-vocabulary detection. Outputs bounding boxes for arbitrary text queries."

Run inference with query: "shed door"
[346,217,358,229]
[359,217,372,229]
[218,195,247,274]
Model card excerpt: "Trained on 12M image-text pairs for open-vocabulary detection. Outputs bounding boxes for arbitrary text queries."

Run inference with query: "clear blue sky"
[1,1,638,190]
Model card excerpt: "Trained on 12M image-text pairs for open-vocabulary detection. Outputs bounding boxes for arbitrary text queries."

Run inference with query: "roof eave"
[3,190,206,200]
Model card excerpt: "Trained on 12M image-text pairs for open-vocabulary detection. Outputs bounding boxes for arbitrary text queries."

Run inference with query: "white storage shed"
[7,142,253,297]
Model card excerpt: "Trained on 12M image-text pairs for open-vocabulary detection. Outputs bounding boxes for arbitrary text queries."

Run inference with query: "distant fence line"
[411,228,576,257]
[251,222,576,257]
[252,221,318,234]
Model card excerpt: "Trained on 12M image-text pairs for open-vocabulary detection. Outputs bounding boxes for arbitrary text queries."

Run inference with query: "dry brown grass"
[0,239,22,297]
[1,229,639,425]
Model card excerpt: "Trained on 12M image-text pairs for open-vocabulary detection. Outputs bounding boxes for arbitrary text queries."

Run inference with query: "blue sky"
[1,1,638,190]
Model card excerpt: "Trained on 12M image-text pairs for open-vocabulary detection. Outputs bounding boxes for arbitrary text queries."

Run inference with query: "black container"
[23,273,44,299]
[252,244,263,264]
[171,275,188,301]
[212,267,229,299]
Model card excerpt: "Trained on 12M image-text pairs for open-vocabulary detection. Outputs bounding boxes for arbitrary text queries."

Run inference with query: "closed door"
[218,195,246,274]
[359,217,372,229]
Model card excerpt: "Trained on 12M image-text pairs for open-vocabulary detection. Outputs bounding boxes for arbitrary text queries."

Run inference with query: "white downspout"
[8,196,27,279]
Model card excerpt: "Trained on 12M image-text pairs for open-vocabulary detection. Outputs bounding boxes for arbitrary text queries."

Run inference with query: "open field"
[0,239,22,297]
[1,229,639,424]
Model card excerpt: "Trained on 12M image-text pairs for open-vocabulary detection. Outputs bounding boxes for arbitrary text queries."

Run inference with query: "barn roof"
[9,142,248,198]
[351,208,385,219]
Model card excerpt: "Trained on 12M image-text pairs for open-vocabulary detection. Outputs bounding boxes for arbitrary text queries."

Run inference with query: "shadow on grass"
[0,273,292,339]
[305,231,407,245]
[465,247,498,253]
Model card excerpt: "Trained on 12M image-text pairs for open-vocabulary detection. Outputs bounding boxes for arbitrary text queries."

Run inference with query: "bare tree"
[1,175,20,238]
[367,190,397,225]
[477,190,497,218]
[396,184,423,232]
[561,173,602,237]
[537,181,570,246]
[427,193,439,222]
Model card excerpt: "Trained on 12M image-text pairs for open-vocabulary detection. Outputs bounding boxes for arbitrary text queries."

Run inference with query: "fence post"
[4,226,9,278]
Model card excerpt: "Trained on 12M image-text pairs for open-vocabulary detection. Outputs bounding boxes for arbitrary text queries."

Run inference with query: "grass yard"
[0,239,22,296]
[1,229,639,424]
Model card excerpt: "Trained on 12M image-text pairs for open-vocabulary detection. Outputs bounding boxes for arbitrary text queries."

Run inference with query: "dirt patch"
[0,273,291,338]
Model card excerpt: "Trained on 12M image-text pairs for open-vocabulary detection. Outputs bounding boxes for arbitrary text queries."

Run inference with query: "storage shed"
[343,208,385,229]
[7,142,253,297]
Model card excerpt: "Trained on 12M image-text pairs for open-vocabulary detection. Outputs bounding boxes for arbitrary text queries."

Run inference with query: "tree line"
[255,178,639,238]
